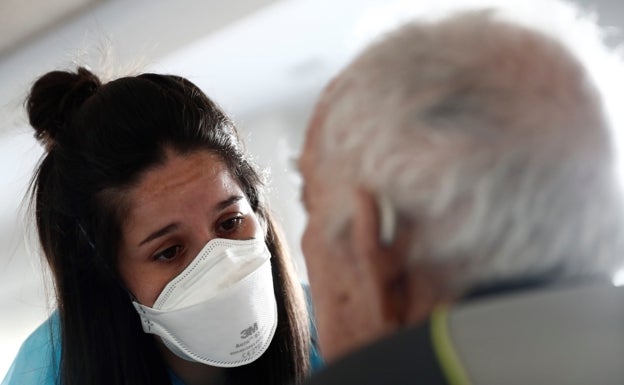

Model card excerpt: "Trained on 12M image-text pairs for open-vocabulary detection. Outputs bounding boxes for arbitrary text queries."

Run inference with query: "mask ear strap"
[378,193,396,246]
[78,222,96,250]
[127,290,139,303]
[78,221,141,303]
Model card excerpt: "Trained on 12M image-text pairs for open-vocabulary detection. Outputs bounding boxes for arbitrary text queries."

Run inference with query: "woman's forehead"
[123,151,244,226]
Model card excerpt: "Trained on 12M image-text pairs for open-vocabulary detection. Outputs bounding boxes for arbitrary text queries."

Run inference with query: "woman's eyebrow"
[139,223,179,246]
[215,195,244,212]
[138,196,244,247]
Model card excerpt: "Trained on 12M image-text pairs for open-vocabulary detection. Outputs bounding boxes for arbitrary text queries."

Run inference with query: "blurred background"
[0,0,622,377]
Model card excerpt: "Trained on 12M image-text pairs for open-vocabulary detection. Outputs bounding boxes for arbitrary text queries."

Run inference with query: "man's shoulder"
[304,321,450,385]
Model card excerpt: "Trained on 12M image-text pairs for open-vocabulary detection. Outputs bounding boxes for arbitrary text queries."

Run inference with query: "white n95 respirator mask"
[132,238,278,367]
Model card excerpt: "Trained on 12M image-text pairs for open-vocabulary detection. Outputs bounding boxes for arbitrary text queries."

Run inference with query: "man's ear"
[350,189,386,260]
[349,189,411,325]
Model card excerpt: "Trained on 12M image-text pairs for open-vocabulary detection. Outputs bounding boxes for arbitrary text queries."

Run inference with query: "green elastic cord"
[430,307,473,385]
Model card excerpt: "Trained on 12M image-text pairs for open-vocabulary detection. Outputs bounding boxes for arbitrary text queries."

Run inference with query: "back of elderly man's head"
[306,10,624,294]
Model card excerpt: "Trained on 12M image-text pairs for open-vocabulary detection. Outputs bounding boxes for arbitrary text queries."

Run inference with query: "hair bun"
[27,67,101,149]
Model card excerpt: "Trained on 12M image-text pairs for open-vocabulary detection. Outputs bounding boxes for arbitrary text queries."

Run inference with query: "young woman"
[3,67,322,385]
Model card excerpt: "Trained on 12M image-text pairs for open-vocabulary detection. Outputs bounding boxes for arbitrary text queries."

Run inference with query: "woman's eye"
[218,216,243,233]
[153,245,182,262]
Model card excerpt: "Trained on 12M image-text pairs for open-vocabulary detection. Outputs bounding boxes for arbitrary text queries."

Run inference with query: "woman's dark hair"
[27,67,311,385]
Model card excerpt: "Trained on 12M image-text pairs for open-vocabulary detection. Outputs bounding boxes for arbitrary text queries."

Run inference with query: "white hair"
[313,9,624,292]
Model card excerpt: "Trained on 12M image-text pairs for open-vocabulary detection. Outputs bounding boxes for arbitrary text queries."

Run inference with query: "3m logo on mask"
[240,323,258,339]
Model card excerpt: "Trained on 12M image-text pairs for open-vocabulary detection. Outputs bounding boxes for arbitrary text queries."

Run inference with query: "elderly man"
[299,10,624,384]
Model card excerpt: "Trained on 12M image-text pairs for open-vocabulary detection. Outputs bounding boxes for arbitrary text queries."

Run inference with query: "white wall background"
[1,0,623,378]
